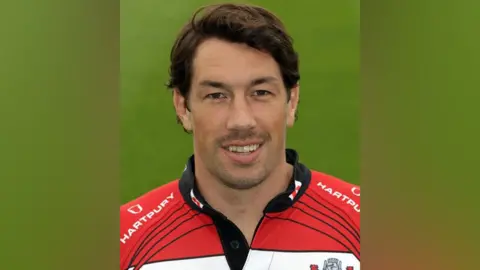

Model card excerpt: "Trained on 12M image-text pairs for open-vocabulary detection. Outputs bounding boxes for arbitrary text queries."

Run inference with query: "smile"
[227,144,260,154]
[221,143,263,164]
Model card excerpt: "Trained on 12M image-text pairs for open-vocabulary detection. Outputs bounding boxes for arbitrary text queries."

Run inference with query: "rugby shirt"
[120,149,360,270]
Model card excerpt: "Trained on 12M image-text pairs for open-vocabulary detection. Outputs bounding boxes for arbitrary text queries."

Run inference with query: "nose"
[226,96,256,130]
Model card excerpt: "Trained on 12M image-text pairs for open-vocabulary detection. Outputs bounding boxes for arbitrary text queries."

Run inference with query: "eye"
[252,90,272,97]
[205,92,227,100]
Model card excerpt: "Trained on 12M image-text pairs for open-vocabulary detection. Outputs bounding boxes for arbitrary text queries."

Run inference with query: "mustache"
[217,129,270,145]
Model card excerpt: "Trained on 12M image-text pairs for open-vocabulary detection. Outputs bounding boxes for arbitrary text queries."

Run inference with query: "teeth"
[228,144,260,153]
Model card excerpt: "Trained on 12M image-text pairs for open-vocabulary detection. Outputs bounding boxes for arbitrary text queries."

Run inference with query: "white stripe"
[128,255,228,270]
[129,250,360,270]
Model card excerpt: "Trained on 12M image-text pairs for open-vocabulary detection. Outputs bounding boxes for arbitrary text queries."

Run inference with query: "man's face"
[174,38,299,190]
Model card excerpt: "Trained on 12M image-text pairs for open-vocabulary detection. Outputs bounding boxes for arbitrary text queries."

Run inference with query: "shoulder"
[120,180,184,268]
[306,170,360,226]
[120,180,181,217]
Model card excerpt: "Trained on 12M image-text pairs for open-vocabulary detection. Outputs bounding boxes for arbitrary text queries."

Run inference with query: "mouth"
[224,144,262,154]
[221,142,264,164]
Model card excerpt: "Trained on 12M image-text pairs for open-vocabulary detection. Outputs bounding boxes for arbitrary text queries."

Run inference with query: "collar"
[178,148,311,215]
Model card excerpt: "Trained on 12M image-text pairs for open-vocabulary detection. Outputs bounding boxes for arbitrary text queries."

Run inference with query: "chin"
[221,177,265,190]
[219,168,268,190]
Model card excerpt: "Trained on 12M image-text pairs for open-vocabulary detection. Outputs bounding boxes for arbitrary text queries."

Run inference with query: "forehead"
[192,38,282,85]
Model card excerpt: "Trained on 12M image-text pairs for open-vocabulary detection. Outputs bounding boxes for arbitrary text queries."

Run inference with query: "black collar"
[178,149,311,215]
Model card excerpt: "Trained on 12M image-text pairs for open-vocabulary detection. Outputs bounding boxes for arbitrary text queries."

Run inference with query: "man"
[120,3,360,270]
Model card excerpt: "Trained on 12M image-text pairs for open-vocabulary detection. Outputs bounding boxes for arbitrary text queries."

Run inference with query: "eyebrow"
[198,76,279,90]
[249,76,279,87]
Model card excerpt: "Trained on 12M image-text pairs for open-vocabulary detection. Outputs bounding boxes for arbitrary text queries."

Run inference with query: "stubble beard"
[208,155,271,190]
[209,129,274,190]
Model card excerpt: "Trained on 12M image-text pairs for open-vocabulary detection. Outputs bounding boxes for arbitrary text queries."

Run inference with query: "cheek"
[192,109,225,143]
[253,102,288,129]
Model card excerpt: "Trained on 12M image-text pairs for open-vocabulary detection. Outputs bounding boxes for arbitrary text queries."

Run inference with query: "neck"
[195,160,294,242]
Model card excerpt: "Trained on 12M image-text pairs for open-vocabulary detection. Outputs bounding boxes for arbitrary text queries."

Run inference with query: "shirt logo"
[351,187,360,197]
[127,204,143,215]
[317,182,360,213]
[323,258,342,270]
[288,180,302,200]
[190,189,204,209]
[120,192,175,245]
[310,260,354,270]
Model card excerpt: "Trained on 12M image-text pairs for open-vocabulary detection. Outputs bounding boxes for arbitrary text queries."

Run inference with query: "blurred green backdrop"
[121,0,359,203]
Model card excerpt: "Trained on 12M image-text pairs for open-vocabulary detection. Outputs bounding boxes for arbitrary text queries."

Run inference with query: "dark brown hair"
[167,3,300,129]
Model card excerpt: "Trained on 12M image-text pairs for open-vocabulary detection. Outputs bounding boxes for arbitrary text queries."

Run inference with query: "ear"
[286,83,300,127]
[173,89,193,132]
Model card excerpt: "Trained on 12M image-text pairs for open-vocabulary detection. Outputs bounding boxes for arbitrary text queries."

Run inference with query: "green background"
[2,0,479,269]
[121,0,359,203]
